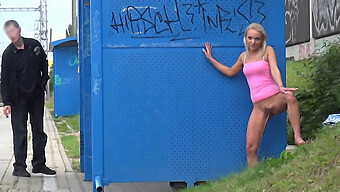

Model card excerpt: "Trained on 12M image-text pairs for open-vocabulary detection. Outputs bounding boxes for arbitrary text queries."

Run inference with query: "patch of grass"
[55,121,72,133]
[71,158,80,171]
[53,115,80,134]
[286,60,312,90]
[45,98,54,117]
[65,115,80,132]
[46,101,54,110]
[49,70,54,98]
[181,125,340,192]
[45,103,53,110]
[46,99,81,172]
[61,135,80,159]
[54,117,63,123]
[49,110,54,117]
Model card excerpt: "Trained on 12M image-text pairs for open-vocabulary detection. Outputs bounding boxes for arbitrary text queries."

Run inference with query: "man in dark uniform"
[1,20,56,177]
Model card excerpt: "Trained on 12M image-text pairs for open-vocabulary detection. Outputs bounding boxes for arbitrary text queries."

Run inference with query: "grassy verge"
[286,60,310,90]
[61,135,80,158]
[45,99,81,171]
[182,125,340,192]
[65,115,80,133]
[57,116,80,171]
[45,100,54,117]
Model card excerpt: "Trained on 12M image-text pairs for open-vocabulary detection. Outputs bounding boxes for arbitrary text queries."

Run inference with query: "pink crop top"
[243,54,280,103]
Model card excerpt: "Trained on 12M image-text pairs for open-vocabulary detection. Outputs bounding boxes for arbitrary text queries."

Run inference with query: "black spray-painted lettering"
[109,0,266,41]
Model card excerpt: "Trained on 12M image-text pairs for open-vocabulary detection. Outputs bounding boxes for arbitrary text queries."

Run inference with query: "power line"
[0,7,39,11]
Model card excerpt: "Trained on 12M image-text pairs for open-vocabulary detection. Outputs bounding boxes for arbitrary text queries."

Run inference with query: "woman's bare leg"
[246,91,305,167]
[267,92,305,145]
[246,106,268,167]
[285,92,305,144]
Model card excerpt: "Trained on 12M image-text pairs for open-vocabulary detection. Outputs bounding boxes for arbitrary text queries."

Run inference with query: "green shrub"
[290,41,340,143]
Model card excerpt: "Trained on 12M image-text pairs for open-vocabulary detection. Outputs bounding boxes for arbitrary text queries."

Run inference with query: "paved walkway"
[0,107,173,192]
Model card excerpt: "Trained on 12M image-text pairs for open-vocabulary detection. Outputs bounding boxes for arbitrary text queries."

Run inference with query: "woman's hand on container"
[202,42,213,60]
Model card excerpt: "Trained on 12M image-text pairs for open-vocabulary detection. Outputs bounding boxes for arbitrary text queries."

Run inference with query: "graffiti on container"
[69,55,79,67]
[93,78,102,95]
[93,10,101,44]
[109,0,266,41]
[54,74,70,87]
[54,74,63,86]
[84,5,91,58]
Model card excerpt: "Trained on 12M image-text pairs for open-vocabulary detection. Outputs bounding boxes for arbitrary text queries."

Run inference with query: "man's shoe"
[12,169,31,177]
[32,166,56,175]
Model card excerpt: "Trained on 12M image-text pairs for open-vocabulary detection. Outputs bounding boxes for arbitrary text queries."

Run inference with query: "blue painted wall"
[79,0,92,179]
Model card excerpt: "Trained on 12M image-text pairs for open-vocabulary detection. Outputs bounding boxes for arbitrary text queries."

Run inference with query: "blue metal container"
[50,37,80,117]
[79,0,92,179]
[88,0,286,189]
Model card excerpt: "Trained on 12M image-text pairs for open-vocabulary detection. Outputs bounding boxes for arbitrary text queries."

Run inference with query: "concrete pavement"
[0,107,173,192]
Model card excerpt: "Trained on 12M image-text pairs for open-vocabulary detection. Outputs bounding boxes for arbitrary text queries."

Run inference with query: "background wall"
[286,0,340,61]
[285,0,310,46]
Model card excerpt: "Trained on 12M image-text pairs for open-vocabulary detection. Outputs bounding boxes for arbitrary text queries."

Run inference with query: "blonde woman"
[202,23,305,167]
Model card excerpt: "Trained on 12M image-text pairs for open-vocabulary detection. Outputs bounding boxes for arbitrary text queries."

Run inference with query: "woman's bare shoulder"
[266,46,275,53]
[264,46,276,60]
[239,51,247,62]
[240,51,246,56]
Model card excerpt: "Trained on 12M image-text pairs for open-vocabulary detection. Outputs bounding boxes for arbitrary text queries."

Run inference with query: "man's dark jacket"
[1,37,49,106]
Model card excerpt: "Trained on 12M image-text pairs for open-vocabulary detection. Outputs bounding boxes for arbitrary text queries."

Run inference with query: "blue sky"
[0,0,72,59]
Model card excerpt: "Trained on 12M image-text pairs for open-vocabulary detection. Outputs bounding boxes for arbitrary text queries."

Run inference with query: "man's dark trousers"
[10,89,47,170]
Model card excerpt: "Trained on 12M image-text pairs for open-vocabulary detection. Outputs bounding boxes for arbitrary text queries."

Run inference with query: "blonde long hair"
[243,23,267,56]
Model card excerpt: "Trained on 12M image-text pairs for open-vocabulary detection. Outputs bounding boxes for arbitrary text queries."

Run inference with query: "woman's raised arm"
[267,46,298,93]
[202,42,243,77]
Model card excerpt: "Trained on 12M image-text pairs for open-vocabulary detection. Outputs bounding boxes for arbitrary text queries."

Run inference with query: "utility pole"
[38,0,48,54]
[72,0,77,36]
[38,0,50,100]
